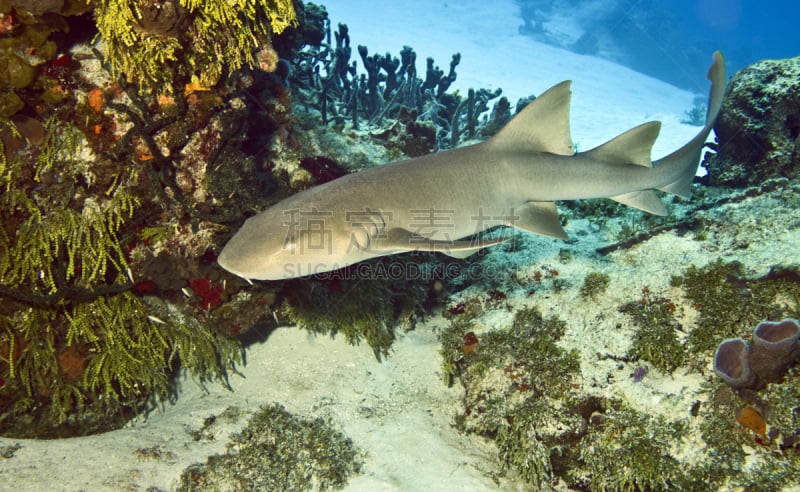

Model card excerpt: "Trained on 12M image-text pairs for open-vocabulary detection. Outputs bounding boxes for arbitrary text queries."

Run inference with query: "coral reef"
[438,250,800,488]
[0,0,311,436]
[702,55,800,187]
[0,2,94,118]
[0,113,241,437]
[178,403,362,491]
[290,17,510,149]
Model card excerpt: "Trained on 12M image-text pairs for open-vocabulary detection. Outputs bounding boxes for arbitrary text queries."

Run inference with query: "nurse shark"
[219,52,726,281]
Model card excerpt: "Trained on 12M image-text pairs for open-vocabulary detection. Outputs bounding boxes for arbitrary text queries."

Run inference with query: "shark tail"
[655,51,726,199]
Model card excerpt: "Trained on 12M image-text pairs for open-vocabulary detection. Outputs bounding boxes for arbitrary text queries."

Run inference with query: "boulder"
[702,56,800,187]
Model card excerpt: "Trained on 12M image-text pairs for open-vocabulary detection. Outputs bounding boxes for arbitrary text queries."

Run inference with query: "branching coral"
[290,17,508,150]
[93,0,297,92]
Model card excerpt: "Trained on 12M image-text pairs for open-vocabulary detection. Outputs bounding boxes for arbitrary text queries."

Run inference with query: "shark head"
[217,202,369,281]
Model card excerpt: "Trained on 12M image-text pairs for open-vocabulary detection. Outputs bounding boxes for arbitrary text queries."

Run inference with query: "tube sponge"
[749,318,800,385]
[713,318,800,390]
[713,338,755,389]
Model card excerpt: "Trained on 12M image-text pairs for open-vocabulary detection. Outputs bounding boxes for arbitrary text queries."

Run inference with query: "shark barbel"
[219,52,726,281]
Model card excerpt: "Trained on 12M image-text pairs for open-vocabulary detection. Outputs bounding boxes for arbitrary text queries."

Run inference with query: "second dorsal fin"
[585,121,661,167]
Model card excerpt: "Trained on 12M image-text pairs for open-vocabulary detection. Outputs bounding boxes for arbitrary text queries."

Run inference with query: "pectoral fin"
[377,228,509,258]
[511,201,568,239]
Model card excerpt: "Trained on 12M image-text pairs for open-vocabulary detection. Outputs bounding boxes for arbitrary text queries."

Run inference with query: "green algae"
[0,116,239,437]
[178,403,362,491]
[278,258,430,360]
[620,289,685,373]
[93,0,296,92]
[673,260,800,355]
[580,271,611,299]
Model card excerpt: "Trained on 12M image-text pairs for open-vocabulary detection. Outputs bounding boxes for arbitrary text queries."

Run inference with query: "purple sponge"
[749,318,800,386]
[713,338,755,389]
[713,318,800,390]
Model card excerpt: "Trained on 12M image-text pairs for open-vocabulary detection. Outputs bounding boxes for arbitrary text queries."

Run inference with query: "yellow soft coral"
[93,0,297,92]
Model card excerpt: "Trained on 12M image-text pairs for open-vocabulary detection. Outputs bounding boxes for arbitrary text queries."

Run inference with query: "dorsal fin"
[490,80,574,156]
[585,121,661,167]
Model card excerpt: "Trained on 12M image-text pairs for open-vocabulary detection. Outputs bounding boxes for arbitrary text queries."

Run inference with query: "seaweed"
[580,271,610,299]
[277,256,432,360]
[674,260,800,355]
[93,0,297,92]
[620,288,685,373]
[439,306,582,486]
[178,403,362,491]
[575,403,688,491]
[0,117,239,437]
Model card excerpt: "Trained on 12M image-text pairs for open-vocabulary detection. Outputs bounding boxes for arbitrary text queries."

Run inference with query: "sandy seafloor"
[2,1,798,491]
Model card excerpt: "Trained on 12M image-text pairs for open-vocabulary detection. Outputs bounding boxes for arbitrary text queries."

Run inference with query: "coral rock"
[703,55,800,187]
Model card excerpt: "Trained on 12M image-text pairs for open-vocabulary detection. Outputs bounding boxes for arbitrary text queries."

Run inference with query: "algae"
[94,0,297,92]
[674,260,800,355]
[278,257,432,360]
[178,403,362,491]
[580,271,610,300]
[439,306,582,486]
[620,288,685,373]
[0,116,239,437]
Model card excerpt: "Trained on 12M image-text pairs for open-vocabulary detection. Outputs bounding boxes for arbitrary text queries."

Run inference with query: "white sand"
[0,1,737,490]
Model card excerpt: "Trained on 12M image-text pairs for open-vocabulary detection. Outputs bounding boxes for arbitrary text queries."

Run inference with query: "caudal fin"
[656,51,727,198]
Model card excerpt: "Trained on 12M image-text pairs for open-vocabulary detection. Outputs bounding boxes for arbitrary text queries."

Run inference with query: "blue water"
[514,0,800,90]
[661,0,800,83]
